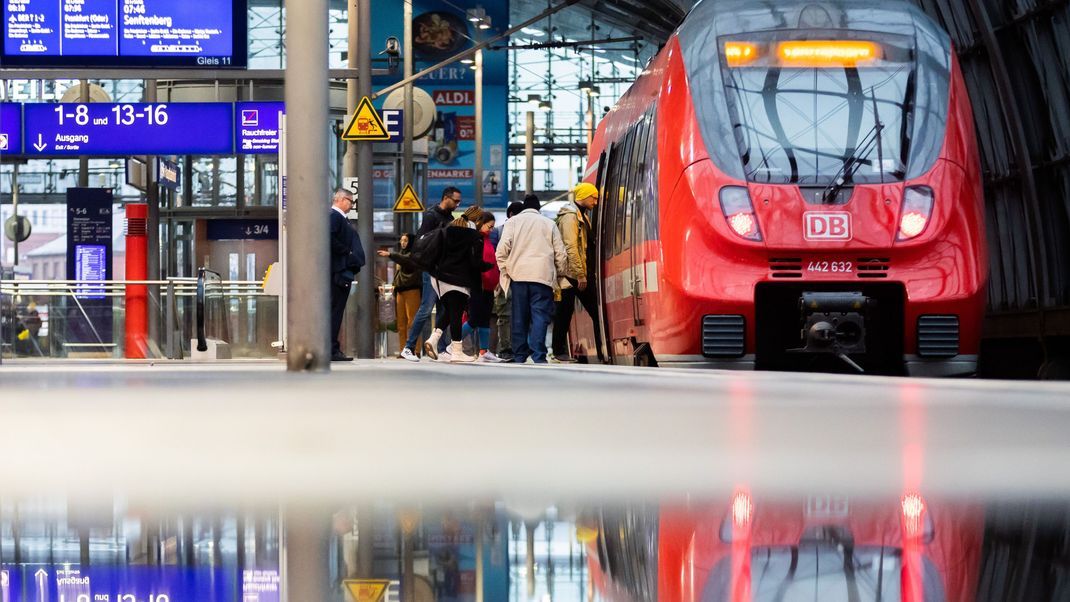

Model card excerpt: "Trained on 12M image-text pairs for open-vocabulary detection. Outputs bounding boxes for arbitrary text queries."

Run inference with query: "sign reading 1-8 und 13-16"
[13,101,286,156]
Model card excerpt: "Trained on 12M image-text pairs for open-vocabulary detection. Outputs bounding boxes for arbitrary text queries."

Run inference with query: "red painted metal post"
[125,203,149,359]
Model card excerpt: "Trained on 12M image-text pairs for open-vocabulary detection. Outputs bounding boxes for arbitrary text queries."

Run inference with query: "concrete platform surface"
[2,359,1070,504]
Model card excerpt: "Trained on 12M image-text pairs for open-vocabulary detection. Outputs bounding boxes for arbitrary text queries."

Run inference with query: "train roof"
[680,0,950,44]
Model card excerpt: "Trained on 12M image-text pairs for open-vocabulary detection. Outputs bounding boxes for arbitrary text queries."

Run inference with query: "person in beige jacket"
[552,182,601,362]
[495,196,568,363]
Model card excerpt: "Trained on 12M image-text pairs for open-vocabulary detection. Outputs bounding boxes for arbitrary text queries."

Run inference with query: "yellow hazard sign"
[343,579,390,602]
[393,184,424,213]
[341,97,390,141]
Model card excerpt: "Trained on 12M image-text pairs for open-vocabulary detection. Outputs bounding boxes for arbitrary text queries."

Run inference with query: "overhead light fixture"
[478,19,491,30]
[578,79,593,93]
[588,85,601,97]
[520,27,545,37]
[461,57,474,65]
[466,6,486,23]
[538,100,552,112]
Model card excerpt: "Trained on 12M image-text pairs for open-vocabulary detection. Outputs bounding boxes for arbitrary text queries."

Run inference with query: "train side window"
[615,128,635,256]
[602,143,622,258]
[630,115,651,248]
[624,120,646,252]
[645,110,660,242]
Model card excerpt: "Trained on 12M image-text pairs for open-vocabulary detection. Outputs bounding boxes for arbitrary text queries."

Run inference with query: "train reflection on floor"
[0,500,1068,601]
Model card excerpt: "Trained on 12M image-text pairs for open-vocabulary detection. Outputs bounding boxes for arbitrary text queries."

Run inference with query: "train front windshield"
[719,33,916,186]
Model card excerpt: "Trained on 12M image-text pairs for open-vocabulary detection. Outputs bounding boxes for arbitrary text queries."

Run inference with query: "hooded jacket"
[388,248,422,292]
[556,201,590,282]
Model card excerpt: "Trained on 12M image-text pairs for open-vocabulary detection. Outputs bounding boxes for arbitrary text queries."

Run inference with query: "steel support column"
[284,0,331,371]
[355,0,376,358]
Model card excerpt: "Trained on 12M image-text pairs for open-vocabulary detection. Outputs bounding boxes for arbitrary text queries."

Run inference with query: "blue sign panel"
[2,565,278,601]
[66,188,113,350]
[158,158,181,189]
[0,103,22,155]
[235,101,284,154]
[25,102,234,156]
[206,218,278,240]
[1,0,247,68]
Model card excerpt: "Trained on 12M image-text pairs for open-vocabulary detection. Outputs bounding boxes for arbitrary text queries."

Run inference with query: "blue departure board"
[1,0,246,67]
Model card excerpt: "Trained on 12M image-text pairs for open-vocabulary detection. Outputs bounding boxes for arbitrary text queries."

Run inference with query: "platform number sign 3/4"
[804,212,852,241]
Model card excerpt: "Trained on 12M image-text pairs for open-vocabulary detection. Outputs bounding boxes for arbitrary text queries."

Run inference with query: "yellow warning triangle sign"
[393,184,424,213]
[343,579,390,602]
[341,96,390,141]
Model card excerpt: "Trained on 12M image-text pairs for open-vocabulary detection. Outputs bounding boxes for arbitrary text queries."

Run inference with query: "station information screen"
[1,0,247,67]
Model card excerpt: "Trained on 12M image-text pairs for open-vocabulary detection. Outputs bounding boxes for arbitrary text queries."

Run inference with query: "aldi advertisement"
[373,0,509,209]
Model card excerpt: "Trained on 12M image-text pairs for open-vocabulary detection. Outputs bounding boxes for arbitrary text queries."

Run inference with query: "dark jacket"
[432,225,489,290]
[389,249,422,292]
[330,208,366,287]
[417,205,454,237]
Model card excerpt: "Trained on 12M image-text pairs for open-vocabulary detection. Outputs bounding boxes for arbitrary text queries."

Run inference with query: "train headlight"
[898,186,934,241]
[719,186,762,241]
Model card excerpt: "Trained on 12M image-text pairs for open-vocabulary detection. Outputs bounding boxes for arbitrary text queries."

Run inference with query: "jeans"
[404,272,439,351]
[510,281,555,363]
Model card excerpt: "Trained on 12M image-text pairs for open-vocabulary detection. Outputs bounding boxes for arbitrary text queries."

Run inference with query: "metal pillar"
[281,506,331,602]
[400,0,415,234]
[284,0,331,371]
[474,49,484,207]
[144,80,161,352]
[354,0,376,359]
[78,79,89,187]
[11,164,19,266]
[475,519,485,602]
[525,521,536,599]
[525,111,535,196]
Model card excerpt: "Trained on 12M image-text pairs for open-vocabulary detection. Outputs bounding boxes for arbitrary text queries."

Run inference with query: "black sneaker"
[331,353,354,362]
[496,350,514,362]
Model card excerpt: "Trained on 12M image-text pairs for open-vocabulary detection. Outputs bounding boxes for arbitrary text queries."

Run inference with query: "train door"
[593,146,615,363]
[627,116,648,330]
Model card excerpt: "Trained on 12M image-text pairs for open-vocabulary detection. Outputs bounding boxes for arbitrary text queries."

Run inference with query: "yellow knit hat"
[573,182,599,202]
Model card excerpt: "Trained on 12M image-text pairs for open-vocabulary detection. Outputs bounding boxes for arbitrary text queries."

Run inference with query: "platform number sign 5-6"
[804,212,852,241]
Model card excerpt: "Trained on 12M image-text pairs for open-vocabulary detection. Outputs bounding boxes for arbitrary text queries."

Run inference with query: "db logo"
[804,212,852,241]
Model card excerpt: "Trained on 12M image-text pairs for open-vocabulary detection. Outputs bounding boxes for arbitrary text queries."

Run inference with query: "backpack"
[411,227,447,271]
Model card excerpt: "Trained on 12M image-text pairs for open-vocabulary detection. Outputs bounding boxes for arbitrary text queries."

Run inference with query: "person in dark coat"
[423,206,491,363]
[377,232,422,356]
[329,187,365,361]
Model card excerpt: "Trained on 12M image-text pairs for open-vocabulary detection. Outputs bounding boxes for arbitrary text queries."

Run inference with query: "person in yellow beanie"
[552,182,601,362]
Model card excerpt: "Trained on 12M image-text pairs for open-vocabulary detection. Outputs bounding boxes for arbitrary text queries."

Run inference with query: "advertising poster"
[373,0,509,210]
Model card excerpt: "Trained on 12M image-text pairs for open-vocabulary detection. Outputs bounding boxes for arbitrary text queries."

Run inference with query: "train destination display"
[1,0,246,67]
[24,102,234,155]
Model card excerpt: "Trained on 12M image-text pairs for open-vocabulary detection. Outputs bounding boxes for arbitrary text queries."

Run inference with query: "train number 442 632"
[807,260,853,273]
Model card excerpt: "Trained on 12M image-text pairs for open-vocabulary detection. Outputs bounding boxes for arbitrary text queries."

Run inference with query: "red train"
[568,0,987,376]
[585,494,985,602]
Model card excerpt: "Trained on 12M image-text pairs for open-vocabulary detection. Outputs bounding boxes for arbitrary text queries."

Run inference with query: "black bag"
[411,227,447,271]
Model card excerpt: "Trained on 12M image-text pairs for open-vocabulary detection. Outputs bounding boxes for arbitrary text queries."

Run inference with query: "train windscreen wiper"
[821,89,885,204]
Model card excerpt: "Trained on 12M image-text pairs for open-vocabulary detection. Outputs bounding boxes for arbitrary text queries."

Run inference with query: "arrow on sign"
[33,134,47,152]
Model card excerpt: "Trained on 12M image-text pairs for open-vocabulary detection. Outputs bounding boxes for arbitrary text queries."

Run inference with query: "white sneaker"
[437,349,453,362]
[424,329,443,360]
[479,351,505,363]
[449,341,477,363]
[400,347,419,362]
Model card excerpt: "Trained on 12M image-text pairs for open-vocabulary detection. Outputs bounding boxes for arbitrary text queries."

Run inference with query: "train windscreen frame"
[718,30,917,187]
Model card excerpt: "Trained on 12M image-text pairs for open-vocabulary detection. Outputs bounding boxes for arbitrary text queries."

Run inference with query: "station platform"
[3,360,1070,504]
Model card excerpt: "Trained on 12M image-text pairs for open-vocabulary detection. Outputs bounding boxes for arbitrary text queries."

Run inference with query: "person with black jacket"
[329,187,365,361]
[377,232,422,356]
[400,187,462,362]
[423,206,490,363]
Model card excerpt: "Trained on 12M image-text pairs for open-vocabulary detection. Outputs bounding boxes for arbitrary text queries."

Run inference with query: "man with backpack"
[400,186,462,362]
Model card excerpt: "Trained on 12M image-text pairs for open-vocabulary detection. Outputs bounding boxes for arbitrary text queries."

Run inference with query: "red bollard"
[124,203,149,359]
